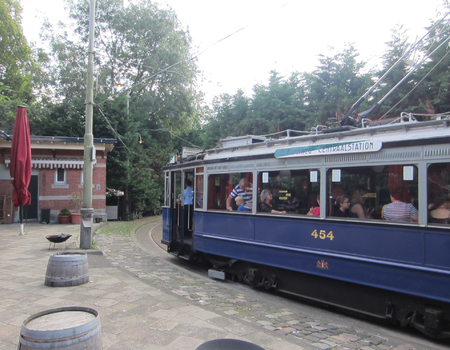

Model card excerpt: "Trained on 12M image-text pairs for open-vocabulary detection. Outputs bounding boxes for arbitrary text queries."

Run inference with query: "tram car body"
[162,118,450,337]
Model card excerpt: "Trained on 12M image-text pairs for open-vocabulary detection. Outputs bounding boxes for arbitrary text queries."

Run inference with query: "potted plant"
[58,209,71,224]
[68,191,83,225]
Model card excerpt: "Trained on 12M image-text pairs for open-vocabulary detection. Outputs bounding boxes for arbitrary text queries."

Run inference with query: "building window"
[55,168,66,185]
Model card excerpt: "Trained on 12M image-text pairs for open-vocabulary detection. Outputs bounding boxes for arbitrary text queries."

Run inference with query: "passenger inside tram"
[307,194,320,216]
[330,185,344,216]
[260,189,286,214]
[429,193,450,224]
[235,195,250,212]
[334,195,351,217]
[350,187,367,219]
[382,191,418,222]
[226,176,253,211]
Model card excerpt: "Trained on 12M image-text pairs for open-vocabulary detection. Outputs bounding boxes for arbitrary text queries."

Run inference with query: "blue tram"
[161,117,450,337]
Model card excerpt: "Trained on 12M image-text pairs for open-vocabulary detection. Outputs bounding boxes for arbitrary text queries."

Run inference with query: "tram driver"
[227,177,253,211]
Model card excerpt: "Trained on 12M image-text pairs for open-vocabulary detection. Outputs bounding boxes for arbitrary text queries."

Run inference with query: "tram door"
[168,171,182,254]
[182,170,195,258]
[168,170,195,258]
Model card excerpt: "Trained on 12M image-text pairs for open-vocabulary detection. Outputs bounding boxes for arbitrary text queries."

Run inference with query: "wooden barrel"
[18,306,102,349]
[196,339,265,350]
[45,252,89,287]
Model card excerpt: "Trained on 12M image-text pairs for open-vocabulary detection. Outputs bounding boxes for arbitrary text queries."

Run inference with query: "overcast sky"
[21,0,446,103]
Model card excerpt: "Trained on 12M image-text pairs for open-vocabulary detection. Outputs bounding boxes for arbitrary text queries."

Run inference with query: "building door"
[24,175,38,219]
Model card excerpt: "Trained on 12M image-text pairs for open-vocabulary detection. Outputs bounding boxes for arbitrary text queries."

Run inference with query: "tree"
[411,12,450,116]
[36,0,200,218]
[250,71,306,134]
[0,0,36,131]
[372,25,413,119]
[303,44,373,127]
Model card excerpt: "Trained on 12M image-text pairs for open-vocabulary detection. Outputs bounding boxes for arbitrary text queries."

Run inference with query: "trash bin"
[41,208,50,224]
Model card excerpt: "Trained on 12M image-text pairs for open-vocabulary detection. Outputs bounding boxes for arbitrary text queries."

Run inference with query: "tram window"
[257,170,320,214]
[196,175,204,209]
[174,172,182,209]
[207,172,253,211]
[164,174,170,206]
[326,165,418,221]
[427,163,450,225]
[184,172,194,206]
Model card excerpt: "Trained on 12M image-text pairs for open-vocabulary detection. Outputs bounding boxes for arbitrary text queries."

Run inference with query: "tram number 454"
[311,230,334,240]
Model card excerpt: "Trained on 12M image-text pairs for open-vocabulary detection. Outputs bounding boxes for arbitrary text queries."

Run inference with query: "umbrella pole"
[19,206,24,235]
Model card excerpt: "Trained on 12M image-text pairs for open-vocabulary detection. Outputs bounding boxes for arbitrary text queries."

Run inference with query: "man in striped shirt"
[382,193,418,222]
[226,177,252,211]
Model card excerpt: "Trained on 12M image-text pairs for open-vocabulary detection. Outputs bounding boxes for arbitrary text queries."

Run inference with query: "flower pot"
[71,212,81,225]
[59,215,71,224]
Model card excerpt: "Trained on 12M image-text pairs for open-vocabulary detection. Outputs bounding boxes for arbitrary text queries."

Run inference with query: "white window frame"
[55,168,66,185]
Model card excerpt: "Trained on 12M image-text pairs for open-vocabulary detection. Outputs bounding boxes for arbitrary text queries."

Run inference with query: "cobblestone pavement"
[95,218,449,350]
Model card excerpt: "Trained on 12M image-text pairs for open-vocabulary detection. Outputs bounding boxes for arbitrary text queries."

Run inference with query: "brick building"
[0,132,115,224]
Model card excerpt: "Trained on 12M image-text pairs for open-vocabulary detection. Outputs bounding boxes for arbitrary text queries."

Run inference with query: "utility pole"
[80,0,96,249]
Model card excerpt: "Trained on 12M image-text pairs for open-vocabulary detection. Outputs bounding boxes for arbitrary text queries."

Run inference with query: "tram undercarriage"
[204,255,450,339]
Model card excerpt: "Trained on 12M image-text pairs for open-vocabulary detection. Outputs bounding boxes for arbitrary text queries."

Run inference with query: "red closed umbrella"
[10,106,32,235]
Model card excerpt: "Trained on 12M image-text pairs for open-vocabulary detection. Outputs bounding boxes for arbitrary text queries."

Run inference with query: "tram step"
[208,269,225,280]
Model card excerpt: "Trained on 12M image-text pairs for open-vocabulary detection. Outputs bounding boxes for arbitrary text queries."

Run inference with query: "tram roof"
[204,119,450,161]
[164,119,450,170]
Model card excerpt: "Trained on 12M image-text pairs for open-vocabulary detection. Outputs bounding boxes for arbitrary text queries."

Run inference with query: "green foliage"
[411,14,450,115]
[304,44,373,127]
[95,217,160,236]
[16,0,450,219]
[0,0,34,103]
[371,25,422,119]
[250,71,306,134]
[201,48,372,148]
[32,0,201,219]
[59,208,71,216]
[0,0,42,133]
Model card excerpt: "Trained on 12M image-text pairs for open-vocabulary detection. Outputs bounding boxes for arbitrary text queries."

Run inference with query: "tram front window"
[257,170,320,214]
[326,165,419,222]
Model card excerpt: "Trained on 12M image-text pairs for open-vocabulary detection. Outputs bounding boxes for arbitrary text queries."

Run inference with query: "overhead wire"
[94,0,299,150]
[380,48,450,119]
[379,31,450,119]
[95,0,298,107]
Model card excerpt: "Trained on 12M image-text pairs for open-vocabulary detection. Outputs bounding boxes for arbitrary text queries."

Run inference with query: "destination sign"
[274,140,382,158]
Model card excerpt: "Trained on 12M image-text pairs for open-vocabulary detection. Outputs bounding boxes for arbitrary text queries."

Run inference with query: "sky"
[20,0,446,103]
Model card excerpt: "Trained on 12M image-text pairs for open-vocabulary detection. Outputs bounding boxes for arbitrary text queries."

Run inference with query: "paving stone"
[280,327,296,334]
[310,333,329,339]
[366,335,387,345]
[319,339,337,347]
[341,333,361,341]
[311,342,332,349]
[305,335,321,342]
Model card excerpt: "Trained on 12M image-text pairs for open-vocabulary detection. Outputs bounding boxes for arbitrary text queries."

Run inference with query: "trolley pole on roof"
[80,0,96,249]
